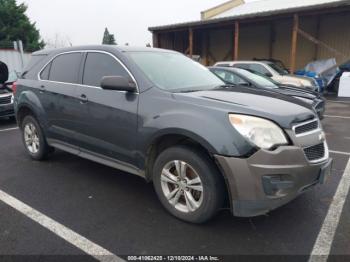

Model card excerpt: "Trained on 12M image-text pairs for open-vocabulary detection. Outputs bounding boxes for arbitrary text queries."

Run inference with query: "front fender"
[138,93,253,158]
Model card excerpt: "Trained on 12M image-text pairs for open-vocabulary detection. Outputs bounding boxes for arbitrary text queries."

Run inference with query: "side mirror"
[100,76,137,92]
[265,72,273,78]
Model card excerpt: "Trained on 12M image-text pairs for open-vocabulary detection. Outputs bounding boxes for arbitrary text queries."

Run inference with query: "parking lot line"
[329,150,350,156]
[0,127,19,132]
[0,189,123,262]
[309,158,350,262]
[324,115,350,119]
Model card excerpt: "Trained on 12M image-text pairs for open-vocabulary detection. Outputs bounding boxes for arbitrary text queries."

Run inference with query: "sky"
[20,0,260,47]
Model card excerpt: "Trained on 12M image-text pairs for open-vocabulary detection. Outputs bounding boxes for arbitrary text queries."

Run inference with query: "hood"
[275,85,317,101]
[176,86,316,129]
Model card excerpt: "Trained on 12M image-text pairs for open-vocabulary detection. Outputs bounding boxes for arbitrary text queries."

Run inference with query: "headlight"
[229,114,288,150]
[11,95,14,104]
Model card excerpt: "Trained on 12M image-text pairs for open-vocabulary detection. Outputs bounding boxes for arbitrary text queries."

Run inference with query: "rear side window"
[49,53,82,84]
[40,63,51,80]
[83,52,130,87]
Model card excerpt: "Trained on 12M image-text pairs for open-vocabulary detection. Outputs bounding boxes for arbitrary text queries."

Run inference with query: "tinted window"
[49,53,82,83]
[267,62,288,75]
[213,69,248,85]
[40,63,51,80]
[232,63,250,70]
[83,53,130,87]
[249,64,271,75]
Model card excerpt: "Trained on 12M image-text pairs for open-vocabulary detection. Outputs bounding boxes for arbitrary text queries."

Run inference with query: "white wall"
[0,50,32,73]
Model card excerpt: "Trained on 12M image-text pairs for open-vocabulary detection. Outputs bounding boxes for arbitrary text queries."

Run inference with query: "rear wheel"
[21,115,51,160]
[153,146,225,223]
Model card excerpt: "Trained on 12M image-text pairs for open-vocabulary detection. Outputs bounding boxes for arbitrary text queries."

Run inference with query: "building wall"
[154,10,350,69]
[0,50,31,73]
[239,23,270,60]
[317,12,350,65]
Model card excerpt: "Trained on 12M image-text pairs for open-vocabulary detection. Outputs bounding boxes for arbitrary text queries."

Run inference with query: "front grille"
[0,95,11,105]
[294,120,319,135]
[304,143,325,162]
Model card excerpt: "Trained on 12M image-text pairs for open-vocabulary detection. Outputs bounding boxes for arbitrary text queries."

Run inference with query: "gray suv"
[14,46,332,223]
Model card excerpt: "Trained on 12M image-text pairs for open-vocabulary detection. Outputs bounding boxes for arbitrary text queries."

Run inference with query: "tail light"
[11,81,17,95]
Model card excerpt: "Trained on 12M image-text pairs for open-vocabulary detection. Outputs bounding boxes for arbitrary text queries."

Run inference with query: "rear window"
[49,53,82,84]
[232,63,250,70]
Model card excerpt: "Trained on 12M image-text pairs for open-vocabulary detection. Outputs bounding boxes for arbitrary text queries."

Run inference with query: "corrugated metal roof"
[213,0,346,19]
[149,0,350,31]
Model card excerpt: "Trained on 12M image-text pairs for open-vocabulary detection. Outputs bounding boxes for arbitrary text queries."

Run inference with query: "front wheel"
[153,146,225,223]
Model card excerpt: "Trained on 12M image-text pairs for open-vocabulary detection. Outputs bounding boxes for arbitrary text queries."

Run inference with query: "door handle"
[39,85,46,93]
[79,94,88,104]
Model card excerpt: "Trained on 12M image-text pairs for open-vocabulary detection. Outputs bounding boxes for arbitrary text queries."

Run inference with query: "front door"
[75,51,139,167]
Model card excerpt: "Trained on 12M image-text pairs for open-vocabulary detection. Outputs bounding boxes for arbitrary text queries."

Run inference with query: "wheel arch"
[16,90,47,128]
[144,130,231,209]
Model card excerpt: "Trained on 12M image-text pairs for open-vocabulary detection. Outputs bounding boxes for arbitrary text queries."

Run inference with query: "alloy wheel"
[24,123,40,154]
[160,160,204,213]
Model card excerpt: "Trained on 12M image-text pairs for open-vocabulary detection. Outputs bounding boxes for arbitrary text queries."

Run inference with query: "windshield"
[267,62,288,75]
[235,68,279,89]
[128,52,224,92]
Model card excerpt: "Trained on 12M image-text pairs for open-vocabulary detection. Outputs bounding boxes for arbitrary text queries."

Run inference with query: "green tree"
[0,0,44,51]
[102,27,116,45]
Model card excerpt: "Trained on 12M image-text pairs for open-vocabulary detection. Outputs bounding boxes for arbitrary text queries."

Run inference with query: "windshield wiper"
[210,84,236,90]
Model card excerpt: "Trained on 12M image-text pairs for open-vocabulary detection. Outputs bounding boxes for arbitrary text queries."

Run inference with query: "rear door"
[39,52,84,145]
[75,51,139,166]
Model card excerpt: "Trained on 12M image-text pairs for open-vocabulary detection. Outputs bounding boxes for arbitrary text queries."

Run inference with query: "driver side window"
[83,52,130,87]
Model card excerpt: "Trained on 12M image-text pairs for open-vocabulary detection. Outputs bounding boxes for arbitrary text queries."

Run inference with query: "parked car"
[328,60,350,93]
[214,60,320,92]
[14,46,332,223]
[253,58,289,73]
[0,61,15,119]
[209,66,326,119]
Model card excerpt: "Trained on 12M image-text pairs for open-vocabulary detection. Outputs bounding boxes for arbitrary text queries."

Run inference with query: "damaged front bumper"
[215,144,332,217]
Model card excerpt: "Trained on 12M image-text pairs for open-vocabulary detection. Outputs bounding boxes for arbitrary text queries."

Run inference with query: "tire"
[153,145,225,223]
[21,115,51,160]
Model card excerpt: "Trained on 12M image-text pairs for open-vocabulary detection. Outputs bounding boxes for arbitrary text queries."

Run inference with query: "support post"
[233,21,240,61]
[290,14,299,73]
[269,22,275,59]
[189,28,193,57]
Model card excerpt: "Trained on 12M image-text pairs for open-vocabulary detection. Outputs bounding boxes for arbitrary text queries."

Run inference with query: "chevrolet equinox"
[14,46,332,223]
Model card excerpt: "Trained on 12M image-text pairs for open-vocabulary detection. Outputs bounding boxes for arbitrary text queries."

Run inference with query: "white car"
[214,61,319,91]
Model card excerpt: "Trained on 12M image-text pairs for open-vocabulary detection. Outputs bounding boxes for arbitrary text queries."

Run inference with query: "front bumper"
[0,103,15,118]
[215,145,332,217]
